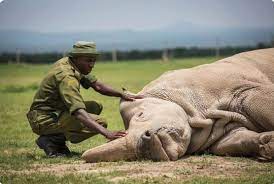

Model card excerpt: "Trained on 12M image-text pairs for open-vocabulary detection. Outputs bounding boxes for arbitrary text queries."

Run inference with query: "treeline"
[0,43,272,64]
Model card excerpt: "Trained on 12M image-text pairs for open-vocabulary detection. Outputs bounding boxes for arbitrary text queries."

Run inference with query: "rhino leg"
[257,131,274,161]
[242,85,274,131]
[187,118,214,153]
[199,110,256,150]
[209,127,274,161]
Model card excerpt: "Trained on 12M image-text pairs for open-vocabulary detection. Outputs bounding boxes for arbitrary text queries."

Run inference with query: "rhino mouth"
[136,127,188,161]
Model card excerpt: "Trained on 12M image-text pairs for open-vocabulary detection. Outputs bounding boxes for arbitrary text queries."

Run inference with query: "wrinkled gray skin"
[82,48,274,162]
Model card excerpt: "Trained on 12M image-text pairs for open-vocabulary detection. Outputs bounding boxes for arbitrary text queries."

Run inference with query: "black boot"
[36,134,71,157]
[48,133,71,156]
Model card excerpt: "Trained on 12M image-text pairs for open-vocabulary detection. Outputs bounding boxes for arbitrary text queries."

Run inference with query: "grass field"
[1,57,274,184]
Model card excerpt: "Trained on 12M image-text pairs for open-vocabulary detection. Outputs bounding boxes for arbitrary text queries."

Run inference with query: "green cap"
[67,41,100,58]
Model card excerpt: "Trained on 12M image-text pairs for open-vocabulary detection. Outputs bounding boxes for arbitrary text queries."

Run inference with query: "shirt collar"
[68,57,83,80]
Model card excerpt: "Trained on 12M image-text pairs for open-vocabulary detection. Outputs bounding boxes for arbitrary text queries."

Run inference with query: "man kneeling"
[26,41,142,157]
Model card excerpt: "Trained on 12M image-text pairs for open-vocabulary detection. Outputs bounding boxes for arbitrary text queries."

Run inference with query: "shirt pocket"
[26,110,40,134]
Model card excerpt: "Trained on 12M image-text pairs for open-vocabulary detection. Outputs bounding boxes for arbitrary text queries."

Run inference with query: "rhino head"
[82,97,191,162]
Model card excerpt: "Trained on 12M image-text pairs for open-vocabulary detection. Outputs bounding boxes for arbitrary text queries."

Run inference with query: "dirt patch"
[9,155,272,182]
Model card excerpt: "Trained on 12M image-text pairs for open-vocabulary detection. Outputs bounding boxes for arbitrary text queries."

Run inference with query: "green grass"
[1,57,273,183]
[1,173,112,184]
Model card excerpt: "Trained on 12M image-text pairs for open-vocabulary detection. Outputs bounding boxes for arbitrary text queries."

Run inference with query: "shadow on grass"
[37,151,82,159]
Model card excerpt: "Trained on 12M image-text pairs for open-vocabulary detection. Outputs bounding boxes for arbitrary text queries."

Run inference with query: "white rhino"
[82,48,274,162]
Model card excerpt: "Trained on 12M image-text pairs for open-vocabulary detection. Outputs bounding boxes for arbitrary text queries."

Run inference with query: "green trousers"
[27,101,107,143]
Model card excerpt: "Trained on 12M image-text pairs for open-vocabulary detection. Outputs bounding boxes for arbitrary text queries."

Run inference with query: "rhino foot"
[258,131,274,161]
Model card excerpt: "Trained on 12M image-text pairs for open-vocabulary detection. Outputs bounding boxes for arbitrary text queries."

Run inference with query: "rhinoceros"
[82,48,274,162]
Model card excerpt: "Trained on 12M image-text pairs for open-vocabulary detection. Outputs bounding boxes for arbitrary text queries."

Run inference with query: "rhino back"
[218,48,274,83]
[140,48,274,113]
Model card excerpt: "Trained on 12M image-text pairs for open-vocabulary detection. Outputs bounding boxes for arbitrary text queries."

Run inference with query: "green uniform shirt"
[30,57,97,116]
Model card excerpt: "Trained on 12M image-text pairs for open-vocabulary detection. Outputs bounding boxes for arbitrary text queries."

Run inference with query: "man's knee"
[65,116,108,144]
[66,134,86,144]
[84,101,103,115]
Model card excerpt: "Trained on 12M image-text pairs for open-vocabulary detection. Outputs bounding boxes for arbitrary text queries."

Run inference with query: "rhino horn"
[81,137,136,162]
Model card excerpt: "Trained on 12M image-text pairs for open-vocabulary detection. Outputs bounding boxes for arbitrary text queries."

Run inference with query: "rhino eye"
[137,112,144,117]
[134,111,149,121]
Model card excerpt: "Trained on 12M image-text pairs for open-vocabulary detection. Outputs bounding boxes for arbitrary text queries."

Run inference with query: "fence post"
[215,37,220,58]
[162,48,169,62]
[112,49,117,62]
[16,48,21,64]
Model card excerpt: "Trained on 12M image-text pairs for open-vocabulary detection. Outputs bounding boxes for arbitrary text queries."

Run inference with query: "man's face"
[74,56,96,75]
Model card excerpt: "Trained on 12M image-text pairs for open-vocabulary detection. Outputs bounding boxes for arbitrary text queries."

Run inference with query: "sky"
[0,0,274,33]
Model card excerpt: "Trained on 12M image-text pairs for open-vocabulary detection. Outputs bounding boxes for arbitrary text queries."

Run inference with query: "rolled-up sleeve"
[80,74,97,89]
[59,76,86,114]
[86,74,97,83]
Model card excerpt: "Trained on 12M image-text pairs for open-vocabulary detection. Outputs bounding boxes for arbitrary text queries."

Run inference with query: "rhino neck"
[140,86,206,119]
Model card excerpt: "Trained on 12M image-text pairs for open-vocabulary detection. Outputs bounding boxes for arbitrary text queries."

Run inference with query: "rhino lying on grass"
[82,48,274,162]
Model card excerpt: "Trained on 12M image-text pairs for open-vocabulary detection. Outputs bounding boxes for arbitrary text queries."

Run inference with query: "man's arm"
[90,80,144,101]
[59,76,127,141]
[73,109,127,140]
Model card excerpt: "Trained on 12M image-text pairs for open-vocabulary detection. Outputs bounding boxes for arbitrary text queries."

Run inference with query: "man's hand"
[74,109,128,141]
[90,81,145,101]
[121,93,144,101]
[105,130,127,141]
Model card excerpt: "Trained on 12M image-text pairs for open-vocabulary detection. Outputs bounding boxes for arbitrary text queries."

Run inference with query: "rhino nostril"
[145,130,151,137]
[141,130,152,141]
